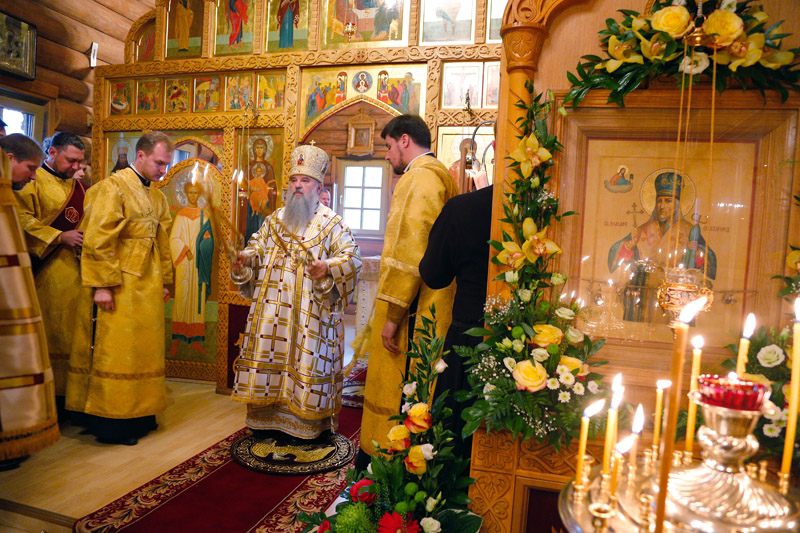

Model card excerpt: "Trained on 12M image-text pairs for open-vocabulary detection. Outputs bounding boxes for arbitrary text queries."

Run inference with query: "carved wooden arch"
[299,95,402,141]
[125,10,157,65]
[172,135,225,164]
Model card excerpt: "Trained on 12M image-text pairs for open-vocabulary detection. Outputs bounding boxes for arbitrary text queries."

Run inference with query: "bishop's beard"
[282,185,320,234]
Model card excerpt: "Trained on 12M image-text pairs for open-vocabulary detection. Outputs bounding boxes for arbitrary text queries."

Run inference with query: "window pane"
[345,166,363,187]
[344,208,361,229]
[2,109,27,135]
[364,167,383,188]
[344,188,362,208]
[362,209,381,231]
[363,188,382,208]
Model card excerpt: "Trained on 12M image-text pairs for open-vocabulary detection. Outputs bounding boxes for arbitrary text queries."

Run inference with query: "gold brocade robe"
[0,150,59,459]
[360,155,457,455]
[15,167,84,395]
[66,168,173,419]
[232,206,361,439]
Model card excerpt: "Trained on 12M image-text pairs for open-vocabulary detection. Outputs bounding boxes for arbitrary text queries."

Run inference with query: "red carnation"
[317,520,331,533]
[377,511,422,533]
[349,478,376,504]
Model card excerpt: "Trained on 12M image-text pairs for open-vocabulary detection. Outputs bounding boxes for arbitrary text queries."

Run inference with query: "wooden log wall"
[0,0,156,153]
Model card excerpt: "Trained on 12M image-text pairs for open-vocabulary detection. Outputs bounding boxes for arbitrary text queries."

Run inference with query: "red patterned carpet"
[73,407,362,533]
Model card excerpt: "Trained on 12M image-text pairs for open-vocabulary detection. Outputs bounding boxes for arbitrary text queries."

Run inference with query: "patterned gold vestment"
[232,205,361,439]
[15,167,84,394]
[0,149,60,459]
[66,167,173,419]
[360,155,458,455]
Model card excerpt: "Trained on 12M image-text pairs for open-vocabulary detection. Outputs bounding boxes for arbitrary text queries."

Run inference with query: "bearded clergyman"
[231,144,361,443]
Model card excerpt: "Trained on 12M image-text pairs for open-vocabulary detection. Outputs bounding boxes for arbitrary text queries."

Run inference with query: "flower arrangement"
[775,193,800,300]
[455,85,608,447]
[564,0,800,108]
[300,310,482,533]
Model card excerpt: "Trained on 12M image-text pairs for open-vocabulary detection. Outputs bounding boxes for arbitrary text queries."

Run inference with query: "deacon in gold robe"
[231,144,361,441]
[67,132,174,446]
[15,132,86,395]
[359,115,457,462]
[0,134,59,467]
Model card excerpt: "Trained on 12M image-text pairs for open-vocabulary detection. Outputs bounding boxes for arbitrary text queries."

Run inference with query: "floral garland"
[564,0,800,108]
[300,311,482,533]
[455,85,608,448]
[776,193,800,299]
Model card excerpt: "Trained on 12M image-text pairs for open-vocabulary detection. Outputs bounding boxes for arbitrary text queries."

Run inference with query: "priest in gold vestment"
[0,134,59,466]
[67,132,174,445]
[360,115,457,461]
[15,132,86,395]
[231,144,361,441]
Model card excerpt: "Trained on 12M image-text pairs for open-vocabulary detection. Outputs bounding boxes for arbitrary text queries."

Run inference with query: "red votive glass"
[697,374,769,411]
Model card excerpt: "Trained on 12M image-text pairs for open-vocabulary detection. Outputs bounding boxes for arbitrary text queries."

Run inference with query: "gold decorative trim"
[165,359,215,381]
[300,95,401,141]
[155,3,168,62]
[475,0,489,44]
[216,302,229,390]
[170,135,225,163]
[203,0,215,58]
[408,0,420,46]
[284,64,300,185]
[436,108,498,126]
[425,59,442,152]
[253,0,265,55]
[308,0,320,52]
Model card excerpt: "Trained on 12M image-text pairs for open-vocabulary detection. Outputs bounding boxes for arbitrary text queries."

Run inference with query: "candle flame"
[632,404,645,434]
[743,313,756,338]
[611,386,624,409]
[612,373,623,391]
[236,169,245,185]
[584,399,606,418]
[678,296,707,323]
[657,379,672,390]
[691,335,704,350]
[616,434,635,454]
[795,297,800,322]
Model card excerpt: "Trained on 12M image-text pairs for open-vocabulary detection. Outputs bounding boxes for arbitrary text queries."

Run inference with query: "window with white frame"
[0,95,46,142]
[337,159,390,236]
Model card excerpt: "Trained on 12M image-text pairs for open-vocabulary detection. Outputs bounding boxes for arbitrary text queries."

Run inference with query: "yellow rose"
[532,324,564,347]
[404,445,427,475]
[651,6,692,39]
[387,424,411,451]
[512,360,548,392]
[703,9,744,47]
[559,355,584,374]
[786,249,800,271]
[404,402,432,433]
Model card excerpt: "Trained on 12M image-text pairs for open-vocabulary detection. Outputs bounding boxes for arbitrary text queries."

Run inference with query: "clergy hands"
[307,259,329,280]
[381,321,401,354]
[61,229,83,248]
[231,251,249,272]
[94,288,115,312]
[163,287,171,303]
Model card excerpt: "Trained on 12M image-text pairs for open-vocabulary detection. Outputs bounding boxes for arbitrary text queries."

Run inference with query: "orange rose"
[387,424,411,451]
[404,402,432,433]
[404,445,427,475]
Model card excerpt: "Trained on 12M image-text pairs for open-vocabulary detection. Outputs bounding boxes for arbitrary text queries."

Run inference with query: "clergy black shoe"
[96,436,139,446]
[0,456,28,471]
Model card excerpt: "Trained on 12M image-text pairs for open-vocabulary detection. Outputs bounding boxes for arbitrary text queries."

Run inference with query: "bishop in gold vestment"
[67,133,174,445]
[0,136,59,462]
[232,144,361,440]
[360,115,457,458]
[15,133,86,395]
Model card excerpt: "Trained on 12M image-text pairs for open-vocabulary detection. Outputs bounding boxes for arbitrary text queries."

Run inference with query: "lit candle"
[781,299,800,477]
[629,404,644,476]
[602,375,624,475]
[612,435,634,495]
[736,313,756,375]
[576,399,605,486]
[685,335,704,456]
[653,379,671,451]
[654,296,707,533]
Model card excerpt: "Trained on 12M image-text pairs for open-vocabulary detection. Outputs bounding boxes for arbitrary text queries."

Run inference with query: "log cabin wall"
[0,0,156,160]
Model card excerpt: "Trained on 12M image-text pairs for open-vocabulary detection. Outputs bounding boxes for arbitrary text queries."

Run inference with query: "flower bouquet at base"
[455,85,609,448]
[564,0,800,108]
[299,308,482,533]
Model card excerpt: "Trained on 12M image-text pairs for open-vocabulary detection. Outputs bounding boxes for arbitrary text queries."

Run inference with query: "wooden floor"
[0,316,357,533]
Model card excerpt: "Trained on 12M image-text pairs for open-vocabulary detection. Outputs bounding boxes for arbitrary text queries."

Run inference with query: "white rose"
[763,423,782,438]
[425,497,437,513]
[505,271,519,284]
[419,443,437,460]
[421,517,442,533]
[546,378,560,390]
[756,344,785,368]
[573,382,585,395]
[587,381,601,394]
[402,402,412,413]
[501,338,513,349]
[555,307,575,320]
[434,359,449,373]
[559,372,575,386]
[778,326,791,341]
[512,339,525,353]
[503,357,516,372]
[558,391,571,403]
[403,381,418,396]
[518,289,532,303]
[531,347,549,362]
[550,273,566,286]
[719,0,737,12]
[565,326,585,344]
[679,52,710,74]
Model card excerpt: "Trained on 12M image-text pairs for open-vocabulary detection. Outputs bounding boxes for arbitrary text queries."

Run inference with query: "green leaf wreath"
[455,83,609,448]
[300,308,482,533]
[564,0,800,108]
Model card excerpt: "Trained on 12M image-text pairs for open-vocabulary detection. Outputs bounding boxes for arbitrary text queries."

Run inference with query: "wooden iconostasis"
[94,0,499,389]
